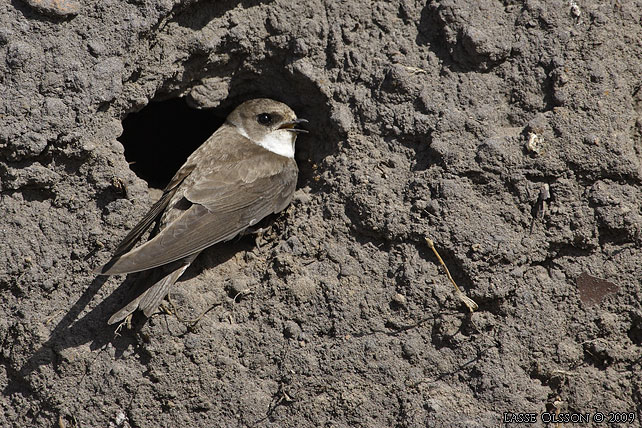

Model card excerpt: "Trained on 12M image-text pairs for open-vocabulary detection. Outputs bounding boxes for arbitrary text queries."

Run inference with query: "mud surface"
[2,1,642,427]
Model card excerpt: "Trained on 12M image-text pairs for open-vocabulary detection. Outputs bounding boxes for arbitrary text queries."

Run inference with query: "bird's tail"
[108,253,198,324]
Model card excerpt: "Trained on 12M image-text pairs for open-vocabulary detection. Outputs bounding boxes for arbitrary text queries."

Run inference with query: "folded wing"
[96,151,297,275]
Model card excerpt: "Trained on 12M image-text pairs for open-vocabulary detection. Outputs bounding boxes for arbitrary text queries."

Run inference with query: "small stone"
[283,321,302,339]
[88,40,107,57]
[391,293,406,306]
[225,278,249,299]
[21,0,80,17]
[401,340,419,363]
[570,2,581,18]
[525,132,543,154]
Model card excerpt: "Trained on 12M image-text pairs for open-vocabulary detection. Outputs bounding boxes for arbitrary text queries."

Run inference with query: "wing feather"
[97,159,297,275]
[110,186,179,257]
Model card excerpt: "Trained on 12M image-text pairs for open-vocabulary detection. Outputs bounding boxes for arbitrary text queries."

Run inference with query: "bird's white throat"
[239,128,296,159]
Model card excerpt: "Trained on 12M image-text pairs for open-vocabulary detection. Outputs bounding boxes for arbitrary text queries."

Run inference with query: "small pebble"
[21,0,80,17]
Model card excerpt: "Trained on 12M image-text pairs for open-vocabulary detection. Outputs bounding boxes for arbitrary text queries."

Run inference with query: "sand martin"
[95,98,308,324]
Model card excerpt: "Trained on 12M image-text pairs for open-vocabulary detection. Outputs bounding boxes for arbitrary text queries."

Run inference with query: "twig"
[167,294,221,328]
[426,237,478,312]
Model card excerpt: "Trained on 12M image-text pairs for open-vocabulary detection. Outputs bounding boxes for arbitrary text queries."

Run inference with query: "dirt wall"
[1,0,641,426]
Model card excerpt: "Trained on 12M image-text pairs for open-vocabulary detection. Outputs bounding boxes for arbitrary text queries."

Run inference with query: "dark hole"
[628,318,642,346]
[119,97,225,189]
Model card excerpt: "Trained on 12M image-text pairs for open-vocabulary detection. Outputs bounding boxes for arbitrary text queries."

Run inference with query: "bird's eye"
[257,113,273,125]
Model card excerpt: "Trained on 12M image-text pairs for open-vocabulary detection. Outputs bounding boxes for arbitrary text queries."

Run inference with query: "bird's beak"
[279,118,309,133]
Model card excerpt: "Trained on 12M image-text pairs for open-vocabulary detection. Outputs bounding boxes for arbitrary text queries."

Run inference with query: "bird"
[94,98,308,325]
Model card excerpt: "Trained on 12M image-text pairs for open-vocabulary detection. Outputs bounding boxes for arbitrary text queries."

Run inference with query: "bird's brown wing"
[96,165,196,269]
[96,152,297,275]
[109,185,179,258]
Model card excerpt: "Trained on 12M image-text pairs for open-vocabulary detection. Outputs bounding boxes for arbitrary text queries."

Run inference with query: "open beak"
[279,118,309,133]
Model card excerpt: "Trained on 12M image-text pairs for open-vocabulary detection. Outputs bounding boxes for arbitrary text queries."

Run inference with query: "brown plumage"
[95,99,307,324]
